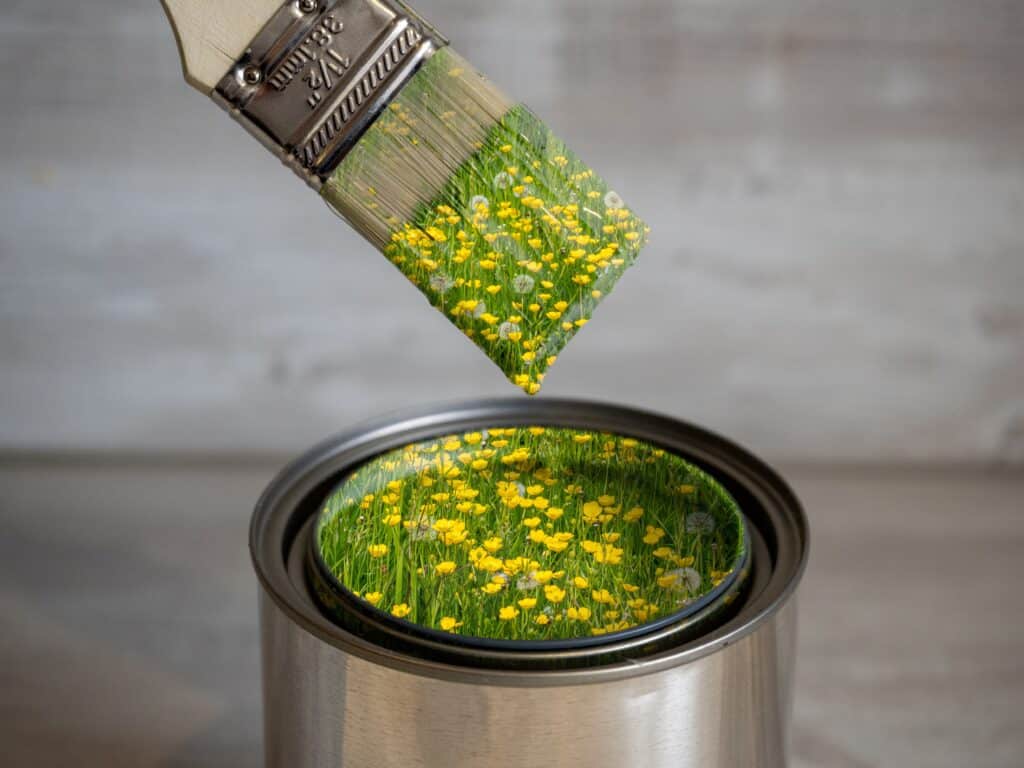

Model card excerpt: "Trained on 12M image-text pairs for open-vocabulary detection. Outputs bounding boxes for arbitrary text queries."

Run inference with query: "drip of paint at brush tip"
[322,48,649,395]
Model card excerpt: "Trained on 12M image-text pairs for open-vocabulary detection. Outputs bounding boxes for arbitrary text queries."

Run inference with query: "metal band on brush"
[213,0,446,189]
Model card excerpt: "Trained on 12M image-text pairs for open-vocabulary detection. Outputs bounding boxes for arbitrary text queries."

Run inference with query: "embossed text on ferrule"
[297,24,422,169]
[267,12,348,94]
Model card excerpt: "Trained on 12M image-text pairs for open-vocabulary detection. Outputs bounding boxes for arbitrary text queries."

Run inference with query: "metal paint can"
[251,399,809,767]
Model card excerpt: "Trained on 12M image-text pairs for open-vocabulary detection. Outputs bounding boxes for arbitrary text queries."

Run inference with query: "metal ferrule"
[213,0,447,189]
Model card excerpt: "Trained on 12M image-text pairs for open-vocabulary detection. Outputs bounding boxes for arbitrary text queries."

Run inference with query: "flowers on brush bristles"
[345,80,649,396]
[317,426,744,642]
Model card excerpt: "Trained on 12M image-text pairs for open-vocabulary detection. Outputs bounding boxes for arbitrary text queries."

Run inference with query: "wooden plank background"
[0,0,1022,462]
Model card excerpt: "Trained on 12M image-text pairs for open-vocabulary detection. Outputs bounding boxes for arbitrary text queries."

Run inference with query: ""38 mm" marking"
[267,12,347,92]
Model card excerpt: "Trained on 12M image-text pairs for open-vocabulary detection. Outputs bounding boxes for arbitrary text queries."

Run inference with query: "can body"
[251,399,807,768]
[260,593,797,767]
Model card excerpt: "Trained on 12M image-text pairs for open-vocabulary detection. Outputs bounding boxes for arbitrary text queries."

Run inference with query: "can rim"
[308,515,752,653]
[250,398,809,686]
[306,437,752,653]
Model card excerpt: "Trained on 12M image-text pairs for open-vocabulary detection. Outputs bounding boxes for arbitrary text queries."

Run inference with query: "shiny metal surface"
[213,0,444,187]
[261,590,796,767]
[252,399,808,766]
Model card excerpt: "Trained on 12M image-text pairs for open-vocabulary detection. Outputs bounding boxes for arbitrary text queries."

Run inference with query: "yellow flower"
[440,617,462,632]
[591,589,615,604]
[391,604,411,618]
[482,582,504,595]
[528,528,547,543]
[483,537,503,553]
[573,576,590,589]
[534,570,555,584]
[598,495,616,507]
[582,501,602,522]
[382,513,402,526]
[480,556,504,572]
[523,517,542,529]
[567,606,592,621]
[364,591,383,606]
[545,507,564,521]
[643,526,666,545]
[653,547,674,559]
[544,536,569,553]
[433,519,469,546]
[592,544,624,565]
[518,597,537,610]
[535,614,550,626]
[367,544,389,558]
[435,561,457,576]
[499,606,520,620]
[624,506,644,522]
[544,585,566,603]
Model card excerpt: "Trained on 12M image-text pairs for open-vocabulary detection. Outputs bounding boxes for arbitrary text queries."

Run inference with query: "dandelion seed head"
[686,512,716,534]
[512,274,535,294]
[429,273,455,294]
[604,190,625,209]
[663,567,703,594]
[516,573,540,590]
[498,321,521,340]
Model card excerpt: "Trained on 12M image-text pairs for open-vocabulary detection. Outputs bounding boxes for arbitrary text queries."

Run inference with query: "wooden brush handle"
[161,0,283,92]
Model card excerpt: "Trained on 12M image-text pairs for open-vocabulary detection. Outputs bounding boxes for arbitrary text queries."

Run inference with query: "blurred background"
[1,1,1022,766]
[2,0,1021,462]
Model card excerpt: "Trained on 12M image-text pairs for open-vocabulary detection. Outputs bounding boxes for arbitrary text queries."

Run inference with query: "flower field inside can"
[315,426,746,642]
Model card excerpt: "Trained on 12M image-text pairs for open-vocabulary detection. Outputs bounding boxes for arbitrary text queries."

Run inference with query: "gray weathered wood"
[0,0,1021,462]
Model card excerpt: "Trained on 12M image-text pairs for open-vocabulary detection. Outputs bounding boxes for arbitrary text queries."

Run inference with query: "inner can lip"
[250,398,809,684]
[307,515,751,653]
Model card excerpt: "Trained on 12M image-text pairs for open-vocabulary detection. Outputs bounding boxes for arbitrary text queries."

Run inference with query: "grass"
[316,426,745,642]
[325,48,650,394]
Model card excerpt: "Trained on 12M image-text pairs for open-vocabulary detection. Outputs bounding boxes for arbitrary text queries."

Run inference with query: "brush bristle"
[322,48,649,394]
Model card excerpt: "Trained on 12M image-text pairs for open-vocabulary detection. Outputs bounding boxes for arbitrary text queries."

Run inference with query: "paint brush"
[162,0,649,394]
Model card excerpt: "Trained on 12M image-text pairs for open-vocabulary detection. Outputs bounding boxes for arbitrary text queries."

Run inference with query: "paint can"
[251,399,808,767]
